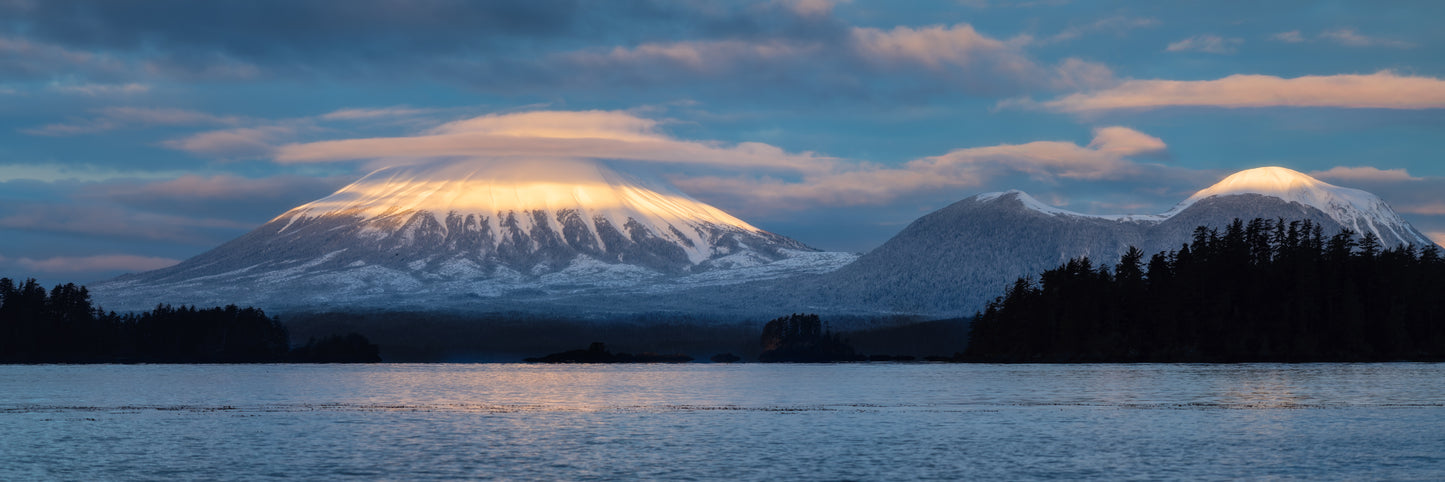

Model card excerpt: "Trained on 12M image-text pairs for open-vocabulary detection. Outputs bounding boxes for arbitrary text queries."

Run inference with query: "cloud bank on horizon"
[0,0,1443,283]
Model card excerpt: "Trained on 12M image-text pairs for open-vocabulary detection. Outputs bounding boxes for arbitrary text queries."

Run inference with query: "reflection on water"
[2,363,1443,480]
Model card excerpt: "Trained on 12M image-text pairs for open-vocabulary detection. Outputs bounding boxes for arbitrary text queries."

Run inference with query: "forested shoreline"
[6,217,1442,364]
[965,219,1445,362]
[0,278,379,363]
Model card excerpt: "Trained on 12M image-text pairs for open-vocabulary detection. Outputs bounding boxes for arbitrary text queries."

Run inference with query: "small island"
[524,342,693,363]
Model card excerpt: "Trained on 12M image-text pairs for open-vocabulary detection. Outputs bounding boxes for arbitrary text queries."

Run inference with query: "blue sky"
[2,0,1444,285]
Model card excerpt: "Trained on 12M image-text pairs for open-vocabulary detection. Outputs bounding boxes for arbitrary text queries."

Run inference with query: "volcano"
[92,159,856,312]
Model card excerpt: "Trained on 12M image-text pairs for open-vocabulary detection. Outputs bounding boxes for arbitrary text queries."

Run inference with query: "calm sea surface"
[2,363,1443,480]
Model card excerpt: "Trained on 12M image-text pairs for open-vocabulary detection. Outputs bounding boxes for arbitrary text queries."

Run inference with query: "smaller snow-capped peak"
[1170,166,1428,245]
[1174,166,1342,210]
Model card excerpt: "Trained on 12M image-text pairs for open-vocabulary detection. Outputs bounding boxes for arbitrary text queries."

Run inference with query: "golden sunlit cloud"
[1035,71,1445,112]
[675,126,1170,209]
[1309,166,1421,183]
[272,110,836,173]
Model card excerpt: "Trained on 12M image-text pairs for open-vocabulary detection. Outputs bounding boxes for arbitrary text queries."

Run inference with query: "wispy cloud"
[46,82,149,96]
[1427,232,1445,246]
[1401,204,1445,216]
[0,163,188,182]
[1087,126,1166,157]
[23,107,240,136]
[850,23,1028,70]
[15,254,179,274]
[1319,28,1414,48]
[1034,71,1445,113]
[569,39,815,74]
[163,125,309,159]
[1166,35,1242,54]
[321,107,439,121]
[1268,28,1414,48]
[1043,16,1158,44]
[1270,30,1306,43]
[784,0,845,17]
[0,204,251,244]
[1309,166,1421,182]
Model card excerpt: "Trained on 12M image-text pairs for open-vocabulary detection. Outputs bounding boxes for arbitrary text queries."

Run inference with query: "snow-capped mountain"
[91,159,855,312]
[789,166,1435,316]
[1164,166,1430,246]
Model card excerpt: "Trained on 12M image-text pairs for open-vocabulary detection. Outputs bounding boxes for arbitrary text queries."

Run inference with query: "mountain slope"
[92,159,855,312]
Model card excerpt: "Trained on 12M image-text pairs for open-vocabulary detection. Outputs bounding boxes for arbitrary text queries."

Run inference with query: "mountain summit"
[92,159,854,312]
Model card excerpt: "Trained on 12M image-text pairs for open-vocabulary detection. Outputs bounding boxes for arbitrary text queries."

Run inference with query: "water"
[2,363,1443,480]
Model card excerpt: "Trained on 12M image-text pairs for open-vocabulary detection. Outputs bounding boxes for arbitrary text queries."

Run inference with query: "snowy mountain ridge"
[981,166,1430,247]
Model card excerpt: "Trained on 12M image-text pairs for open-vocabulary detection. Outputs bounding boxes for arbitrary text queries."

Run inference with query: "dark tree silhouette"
[0,278,380,363]
[964,218,1445,362]
[289,333,383,363]
[758,313,859,362]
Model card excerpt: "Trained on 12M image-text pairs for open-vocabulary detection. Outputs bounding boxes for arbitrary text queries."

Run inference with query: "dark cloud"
[8,0,583,54]
[1,1,844,79]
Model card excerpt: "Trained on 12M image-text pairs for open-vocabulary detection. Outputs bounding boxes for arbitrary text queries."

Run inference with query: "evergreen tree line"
[964,218,1445,362]
[0,277,380,363]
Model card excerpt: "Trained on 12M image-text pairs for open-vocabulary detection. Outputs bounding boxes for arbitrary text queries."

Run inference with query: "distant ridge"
[787,166,1436,316]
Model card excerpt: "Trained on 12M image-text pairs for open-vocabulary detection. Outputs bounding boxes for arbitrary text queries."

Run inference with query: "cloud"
[1401,204,1445,216]
[0,204,251,244]
[0,3,1073,103]
[673,126,1169,208]
[1037,71,1445,113]
[1319,28,1414,48]
[1270,30,1306,43]
[1267,28,1414,48]
[551,22,1044,97]
[0,1,843,83]
[273,109,834,173]
[321,107,438,121]
[163,125,304,159]
[0,163,187,182]
[849,23,1030,71]
[783,0,844,18]
[1428,232,1445,246]
[567,39,816,75]
[0,35,131,80]
[46,82,149,96]
[270,110,1173,212]
[1087,126,1167,157]
[1043,16,1158,44]
[1051,58,1117,90]
[23,107,240,136]
[1165,35,1242,54]
[15,254,179,274]
[1309,166,1421,182]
